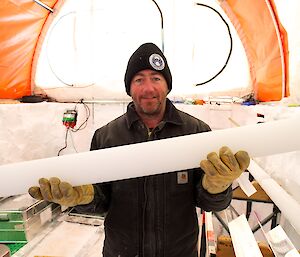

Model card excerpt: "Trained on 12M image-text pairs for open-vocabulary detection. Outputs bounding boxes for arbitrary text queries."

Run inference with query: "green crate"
[0,221,24,230]
[0,212,25,221]
[0,230,27,242]
[6,243,26,254]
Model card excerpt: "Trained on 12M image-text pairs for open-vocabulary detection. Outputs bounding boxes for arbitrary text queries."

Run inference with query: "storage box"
[0,194,61,243]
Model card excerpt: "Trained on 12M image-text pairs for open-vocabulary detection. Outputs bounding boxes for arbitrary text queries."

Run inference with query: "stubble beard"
[135,96,167,118]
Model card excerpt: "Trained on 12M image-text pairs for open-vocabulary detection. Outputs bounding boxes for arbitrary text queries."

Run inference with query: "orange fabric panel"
[220,0,289,102]
[0,0,58,99]
[269,0,289,98]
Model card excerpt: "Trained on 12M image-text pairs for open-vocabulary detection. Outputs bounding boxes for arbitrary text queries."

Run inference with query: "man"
[29,43,250,257]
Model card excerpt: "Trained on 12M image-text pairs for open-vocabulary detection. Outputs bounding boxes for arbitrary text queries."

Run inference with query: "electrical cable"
[57,128,70,156]
[57,99,90,155]
[195,3,233,86]
[151,0,165,52]
[71,99,90,132]
[69,130,78,153]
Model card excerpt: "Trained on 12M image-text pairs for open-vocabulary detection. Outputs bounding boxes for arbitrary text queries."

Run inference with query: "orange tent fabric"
[220,0,289,101]
[0,0,289,101]
[0,0,59,99]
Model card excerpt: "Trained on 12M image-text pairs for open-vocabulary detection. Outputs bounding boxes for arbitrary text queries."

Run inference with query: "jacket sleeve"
[75,183,111,215]
[74,130,112,215]
[194,168,232,212]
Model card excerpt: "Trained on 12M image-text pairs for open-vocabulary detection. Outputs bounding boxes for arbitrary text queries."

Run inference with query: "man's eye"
[134,78,142,83]
[152,77,161,81]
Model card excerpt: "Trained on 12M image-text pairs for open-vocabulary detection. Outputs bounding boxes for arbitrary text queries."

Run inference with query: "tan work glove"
[28,177,94,207]
[200,146,250,194]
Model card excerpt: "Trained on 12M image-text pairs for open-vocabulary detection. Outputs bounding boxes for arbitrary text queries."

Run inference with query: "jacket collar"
[125,98,183,129]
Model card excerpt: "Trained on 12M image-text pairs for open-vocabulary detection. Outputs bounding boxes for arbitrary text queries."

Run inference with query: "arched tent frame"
[0,0,289,102]
[219,0,289,102]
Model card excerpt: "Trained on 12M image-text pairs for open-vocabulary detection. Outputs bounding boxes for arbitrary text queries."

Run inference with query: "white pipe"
[248,160,300,235]
[0,114,299,197]
[228,214,264,257]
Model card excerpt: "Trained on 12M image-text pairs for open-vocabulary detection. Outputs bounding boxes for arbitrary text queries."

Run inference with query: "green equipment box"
[0,194,61,243]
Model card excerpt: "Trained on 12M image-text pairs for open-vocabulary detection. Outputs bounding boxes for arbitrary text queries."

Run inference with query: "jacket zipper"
[142,127,155,257]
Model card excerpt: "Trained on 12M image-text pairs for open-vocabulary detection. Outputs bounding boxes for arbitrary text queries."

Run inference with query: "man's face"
[130,69,169,117]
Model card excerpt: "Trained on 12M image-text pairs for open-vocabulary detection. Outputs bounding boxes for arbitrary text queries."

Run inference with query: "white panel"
[228,215,263,257]
[236,172,257,197]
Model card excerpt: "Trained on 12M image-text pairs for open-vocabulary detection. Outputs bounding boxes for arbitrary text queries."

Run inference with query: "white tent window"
[35,0,163,100]
[35,0,251,101]
[189,2,251,98]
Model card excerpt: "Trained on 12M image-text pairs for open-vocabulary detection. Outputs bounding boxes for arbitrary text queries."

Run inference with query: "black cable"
[71,99,90,132]
[151,0,164,52]
[57,99,90,155]
[58,128,69,156]
[195,3,233,86]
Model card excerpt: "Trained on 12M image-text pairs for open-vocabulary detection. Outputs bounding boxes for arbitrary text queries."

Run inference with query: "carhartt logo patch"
[177,171,188,184]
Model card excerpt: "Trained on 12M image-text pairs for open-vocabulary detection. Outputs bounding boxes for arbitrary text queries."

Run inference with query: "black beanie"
[124,43,172,96]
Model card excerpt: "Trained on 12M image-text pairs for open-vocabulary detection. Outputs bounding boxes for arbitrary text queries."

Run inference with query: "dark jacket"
[76,99,232,257]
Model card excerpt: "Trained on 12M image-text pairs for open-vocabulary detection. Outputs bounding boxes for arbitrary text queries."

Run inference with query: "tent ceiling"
[0,0,291,102]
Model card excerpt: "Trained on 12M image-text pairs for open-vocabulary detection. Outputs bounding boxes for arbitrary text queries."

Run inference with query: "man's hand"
[28,177,94,207]
[200,146,250,194]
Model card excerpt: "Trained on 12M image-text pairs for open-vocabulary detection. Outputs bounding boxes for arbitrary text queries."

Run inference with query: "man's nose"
[143,78,155,92]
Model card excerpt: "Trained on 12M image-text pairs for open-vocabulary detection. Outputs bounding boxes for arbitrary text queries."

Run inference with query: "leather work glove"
[28,177,94,207]
[200,146,250,194]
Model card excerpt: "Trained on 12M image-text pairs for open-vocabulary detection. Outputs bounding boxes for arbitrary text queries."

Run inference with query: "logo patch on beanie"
[149,53,165,71]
